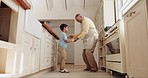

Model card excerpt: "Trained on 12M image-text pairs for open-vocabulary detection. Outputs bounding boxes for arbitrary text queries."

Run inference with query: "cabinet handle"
[130,11,136,17]
[34,47,36,51]
[30,47,32,50]
[127,15,129,17]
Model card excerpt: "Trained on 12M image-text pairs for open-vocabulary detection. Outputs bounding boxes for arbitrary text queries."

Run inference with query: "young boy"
[58,24,74,73]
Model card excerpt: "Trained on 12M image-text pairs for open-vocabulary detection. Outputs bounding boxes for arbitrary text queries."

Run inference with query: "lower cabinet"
[20,33,32,75]
[45,37,54,68]
[20,33,40,75]
[40,27,57,70]
[124,0,148,77]
[20,28,57,76]
[30,38,40,73]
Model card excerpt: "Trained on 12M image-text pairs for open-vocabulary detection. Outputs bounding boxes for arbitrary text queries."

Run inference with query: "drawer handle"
[34,47,36,51]
[127,11,136,17]
[127,15,129,17]
[130,11,136,17]
[30,47,32,50]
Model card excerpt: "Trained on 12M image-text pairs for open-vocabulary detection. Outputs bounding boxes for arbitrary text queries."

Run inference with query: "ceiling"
[47,0,99,10]
[29,0,100,11]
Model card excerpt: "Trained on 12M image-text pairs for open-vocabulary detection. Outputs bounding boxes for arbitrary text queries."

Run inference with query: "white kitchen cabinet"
[124,0,148,77]
[40,28,46,70]
[45,38,52,67]
[20,33,32,75]
[40,27,57,70]
[30,37,40,73]
[0,40,15,75]
[24,10,42,39]
[20,33,40,75]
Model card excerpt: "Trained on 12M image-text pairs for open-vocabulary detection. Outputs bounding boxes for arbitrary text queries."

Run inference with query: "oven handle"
[105,30,118,40]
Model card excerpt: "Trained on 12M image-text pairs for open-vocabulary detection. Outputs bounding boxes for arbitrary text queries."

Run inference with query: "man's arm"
[77,20,89,39]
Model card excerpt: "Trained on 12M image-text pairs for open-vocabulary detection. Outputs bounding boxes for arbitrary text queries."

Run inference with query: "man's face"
[75,16,83,23]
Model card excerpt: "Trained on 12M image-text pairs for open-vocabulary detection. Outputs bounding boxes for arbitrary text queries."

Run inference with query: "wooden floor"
[22,64,121,78]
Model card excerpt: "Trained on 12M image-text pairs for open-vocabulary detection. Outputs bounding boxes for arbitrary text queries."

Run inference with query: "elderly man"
[73,14,98,72]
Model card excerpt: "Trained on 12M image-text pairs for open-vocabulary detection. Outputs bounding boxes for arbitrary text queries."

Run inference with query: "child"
[58,24,74,73]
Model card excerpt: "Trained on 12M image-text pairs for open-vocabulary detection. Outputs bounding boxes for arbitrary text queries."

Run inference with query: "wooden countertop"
[42,22,59,40]
[14,0,31,10]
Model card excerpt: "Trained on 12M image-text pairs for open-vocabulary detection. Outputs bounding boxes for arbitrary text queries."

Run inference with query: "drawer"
[106,54,121,61]
[23,33,32,45]
[45,31,53,40]
[107,62,122,73]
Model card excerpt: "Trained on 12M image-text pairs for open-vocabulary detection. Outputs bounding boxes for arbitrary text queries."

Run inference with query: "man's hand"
[73,35,78,40]
[68,35,73,39]
[68,34,79,42]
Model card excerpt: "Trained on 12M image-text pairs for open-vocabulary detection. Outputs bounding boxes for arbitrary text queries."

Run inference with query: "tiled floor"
[22,64,117,78]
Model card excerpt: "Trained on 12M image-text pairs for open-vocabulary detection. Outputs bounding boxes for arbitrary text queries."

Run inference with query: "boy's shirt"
[59,32,67,48]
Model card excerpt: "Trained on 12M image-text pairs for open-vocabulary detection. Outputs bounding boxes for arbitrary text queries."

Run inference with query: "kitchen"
[0,0,148,78]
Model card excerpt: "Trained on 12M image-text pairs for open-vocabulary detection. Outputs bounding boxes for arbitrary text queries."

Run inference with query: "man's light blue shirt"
[58,32,67,48]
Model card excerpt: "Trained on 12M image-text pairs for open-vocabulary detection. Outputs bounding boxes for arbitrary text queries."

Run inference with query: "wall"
[30,0,98,20]
[103,0,115,27]
[74,21,85,65]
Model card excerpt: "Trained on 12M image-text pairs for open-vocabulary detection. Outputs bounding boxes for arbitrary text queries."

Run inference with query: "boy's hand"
[68,35,73,38]
[74,38,79,42]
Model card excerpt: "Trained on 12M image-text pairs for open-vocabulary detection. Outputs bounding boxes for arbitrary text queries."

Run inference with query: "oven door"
[105,31,120,55]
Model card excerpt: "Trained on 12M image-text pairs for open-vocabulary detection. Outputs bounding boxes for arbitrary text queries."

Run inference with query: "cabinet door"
[20,34,32,75]
[124,0,148,77]
[45,38,52,68]
[40,28,46,70]
[30,38,40,73]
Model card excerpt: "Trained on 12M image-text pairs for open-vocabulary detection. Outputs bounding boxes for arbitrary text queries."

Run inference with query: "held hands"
[68,35,73,39]
[68,34,79,42]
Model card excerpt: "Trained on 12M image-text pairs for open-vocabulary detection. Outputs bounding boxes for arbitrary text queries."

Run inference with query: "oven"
[105,25,120,55]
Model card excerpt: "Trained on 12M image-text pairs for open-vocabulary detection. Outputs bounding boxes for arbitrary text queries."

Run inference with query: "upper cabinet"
[25,10,42,39]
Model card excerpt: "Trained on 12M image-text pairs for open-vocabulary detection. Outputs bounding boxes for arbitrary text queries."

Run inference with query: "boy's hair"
[60,24,68,31]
